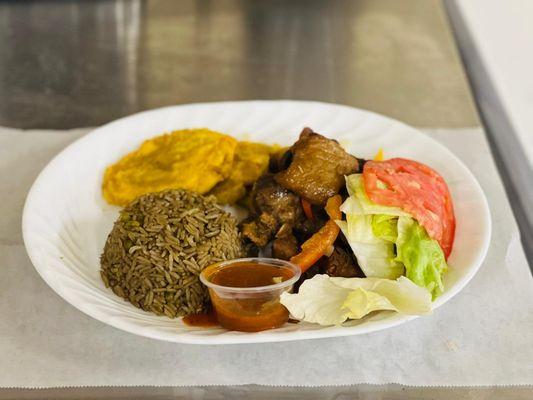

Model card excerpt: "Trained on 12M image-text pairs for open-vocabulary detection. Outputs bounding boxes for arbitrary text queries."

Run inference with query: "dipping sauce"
[200,258,301,332]
[210,262,294,288]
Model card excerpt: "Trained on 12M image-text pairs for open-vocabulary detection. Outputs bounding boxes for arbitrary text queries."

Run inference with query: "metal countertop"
[0,0,478,129]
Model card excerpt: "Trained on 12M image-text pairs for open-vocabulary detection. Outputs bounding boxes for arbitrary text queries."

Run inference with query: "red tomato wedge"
[363,158,456,258]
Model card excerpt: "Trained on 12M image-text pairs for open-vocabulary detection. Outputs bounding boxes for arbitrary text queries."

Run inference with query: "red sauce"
[182,312,218,327]
[203,261,296,332]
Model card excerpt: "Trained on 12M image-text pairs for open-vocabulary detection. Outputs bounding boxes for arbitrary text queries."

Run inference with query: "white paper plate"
[22,101,491,344]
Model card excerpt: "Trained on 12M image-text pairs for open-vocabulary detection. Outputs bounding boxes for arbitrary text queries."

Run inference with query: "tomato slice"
[363,158,455,258]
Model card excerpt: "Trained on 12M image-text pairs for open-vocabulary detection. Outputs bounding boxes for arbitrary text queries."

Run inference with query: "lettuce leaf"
[280,274,432,326]
[372,214,398,243]
[338,174,404,279]
[337,215,404,279]
[396,216,447,299]
[339,174,449,299]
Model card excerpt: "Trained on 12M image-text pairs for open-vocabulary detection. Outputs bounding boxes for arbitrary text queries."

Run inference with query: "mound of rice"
[100,189,245,318]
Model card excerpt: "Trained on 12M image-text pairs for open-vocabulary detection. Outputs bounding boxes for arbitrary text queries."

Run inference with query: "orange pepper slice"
[324,194,342,220]
[290,195,342,273]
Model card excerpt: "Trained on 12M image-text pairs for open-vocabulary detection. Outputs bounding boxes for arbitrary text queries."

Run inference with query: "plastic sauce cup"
[200,258,301,332]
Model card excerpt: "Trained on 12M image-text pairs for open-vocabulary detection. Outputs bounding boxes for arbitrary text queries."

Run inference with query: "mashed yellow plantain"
[102,129,237,206]
[209,141,281,204]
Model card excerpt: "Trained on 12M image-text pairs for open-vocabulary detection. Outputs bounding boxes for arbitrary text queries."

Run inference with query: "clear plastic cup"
[200,257,301,332]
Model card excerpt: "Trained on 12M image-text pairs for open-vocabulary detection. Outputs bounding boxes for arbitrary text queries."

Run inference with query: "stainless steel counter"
[0,0,478,129]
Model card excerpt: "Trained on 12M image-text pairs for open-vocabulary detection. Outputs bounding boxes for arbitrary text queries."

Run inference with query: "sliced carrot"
[301,198,314,221]
[324,195,342,220]
[290,195,343,273]
[290,220,340,272]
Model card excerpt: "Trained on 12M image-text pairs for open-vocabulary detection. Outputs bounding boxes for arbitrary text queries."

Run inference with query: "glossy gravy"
[204,261,296,332]
[210,262,293,287]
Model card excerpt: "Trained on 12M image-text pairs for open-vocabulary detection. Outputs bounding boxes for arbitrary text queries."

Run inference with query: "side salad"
[281,155,455,326]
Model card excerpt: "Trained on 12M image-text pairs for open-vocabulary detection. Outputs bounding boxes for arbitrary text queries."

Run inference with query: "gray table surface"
[0,0,528,399]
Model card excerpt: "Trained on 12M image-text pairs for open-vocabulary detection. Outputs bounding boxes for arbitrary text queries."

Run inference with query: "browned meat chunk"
[322,246,361,278]
[241,212,278,247]
[268,147,292,173]
[241,174,304,247]
[272,233,299,260]
[293,214,328,243]
[295,246,360,292]
[275,128,359,205]
[251,174,303,225]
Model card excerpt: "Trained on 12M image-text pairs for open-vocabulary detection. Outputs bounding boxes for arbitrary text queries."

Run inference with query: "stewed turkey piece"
[274,128,360,205]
